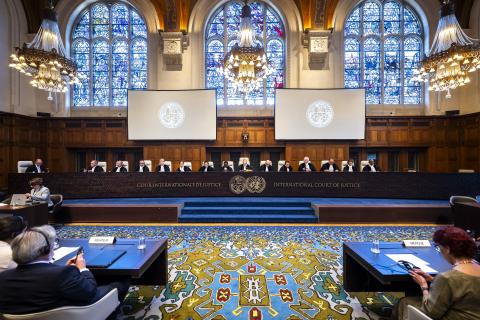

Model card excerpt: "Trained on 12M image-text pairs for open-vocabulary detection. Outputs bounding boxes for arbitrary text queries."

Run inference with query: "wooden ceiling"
[20,0,476,33]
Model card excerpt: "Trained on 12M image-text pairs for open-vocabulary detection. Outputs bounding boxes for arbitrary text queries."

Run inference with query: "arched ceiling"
[20,0,476,33]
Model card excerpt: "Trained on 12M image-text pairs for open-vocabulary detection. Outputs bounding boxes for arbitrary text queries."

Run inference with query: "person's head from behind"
[328,158,335,165]
[348,159,354,166]
[0,216,27,244]
[90,160,98,168]
[303,156,309,164]
[139,160,145,167]
[29,177,43,191]
[34,158,43,166]
[433,227,477,264]
[11,225,56,265]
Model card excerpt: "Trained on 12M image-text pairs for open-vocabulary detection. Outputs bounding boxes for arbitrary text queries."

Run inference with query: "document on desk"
[53,247,79,261]
[386,254,438,273]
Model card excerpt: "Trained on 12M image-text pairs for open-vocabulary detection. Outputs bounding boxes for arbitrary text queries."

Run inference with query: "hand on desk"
[67,253,87,270]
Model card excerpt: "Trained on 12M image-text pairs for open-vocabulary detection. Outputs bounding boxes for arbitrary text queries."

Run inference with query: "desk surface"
[57,238,168,279]
[343,242,452,284]
[0,202,48,227]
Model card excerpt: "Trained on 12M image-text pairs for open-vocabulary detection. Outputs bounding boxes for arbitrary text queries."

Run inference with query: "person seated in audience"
[155,158,170,172]
[279,161,293,172]
[321,158,339,172]
[199,161,214,172]
[238,159,252,172]
[343,159,357,172]
[84,160,104,172]
[0,216,27,272]
[220,161,233,172]
[0,225,129,315]
[393,226,480,320]
[298,156,316,172]
[25,158,48,173]
[135,160,149,172]
[111,161,127,173]
[25,177,53,210]
[362,159,380,172]
[259,160,273,172]
[177,161,191,172]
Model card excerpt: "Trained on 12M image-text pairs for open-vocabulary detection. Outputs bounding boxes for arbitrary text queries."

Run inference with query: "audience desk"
[343,242,451,293]
[0,203,48,227]
[56,238,168,285]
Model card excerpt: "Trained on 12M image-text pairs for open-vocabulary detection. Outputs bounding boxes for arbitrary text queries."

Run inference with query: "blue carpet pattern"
[56,225,439,320]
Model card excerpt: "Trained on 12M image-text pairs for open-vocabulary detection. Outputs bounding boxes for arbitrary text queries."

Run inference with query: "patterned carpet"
[56,225,437,320]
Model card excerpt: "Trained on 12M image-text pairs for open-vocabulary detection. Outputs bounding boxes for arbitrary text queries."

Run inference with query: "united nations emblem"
[246,176,266,194]
[158,102,185,129]
[306,100,334,128]
[229,175,247,194]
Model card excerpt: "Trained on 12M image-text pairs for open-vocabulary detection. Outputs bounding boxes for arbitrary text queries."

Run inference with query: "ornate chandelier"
[219,1,273,95]
[414,0,480,98]
[8,1,79,100]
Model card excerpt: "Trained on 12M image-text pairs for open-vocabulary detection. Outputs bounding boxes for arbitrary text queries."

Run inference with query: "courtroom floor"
[57,224,437,320]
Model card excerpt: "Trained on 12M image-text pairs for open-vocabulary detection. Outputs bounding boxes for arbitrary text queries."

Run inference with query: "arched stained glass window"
[71,2,148,107]
[205,1,285,106]
[344,1,424,104]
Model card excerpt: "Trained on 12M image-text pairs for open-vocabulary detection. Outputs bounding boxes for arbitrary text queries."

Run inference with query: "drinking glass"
[370,240,380,254]
[137,236,146,250]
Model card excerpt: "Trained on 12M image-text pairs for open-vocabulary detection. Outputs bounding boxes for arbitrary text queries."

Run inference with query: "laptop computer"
[10,194,28,206]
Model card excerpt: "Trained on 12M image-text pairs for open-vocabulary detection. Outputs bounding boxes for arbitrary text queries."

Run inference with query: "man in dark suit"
[111,161,127,172]
[363,159,381,172]
[298,156,316,172]
[177,161,192,172]
[279,161,293,172]
[155,159,170,172]
[220,161,233,172]
[259,160,273,172]
[238,159,252,172]
[25,159,48,173]
[199,161,214,172]
[343,159,357,172]
[320,158,339,172]
[135,160,150,172]
[0,225,128,315]
[85,160,104,172]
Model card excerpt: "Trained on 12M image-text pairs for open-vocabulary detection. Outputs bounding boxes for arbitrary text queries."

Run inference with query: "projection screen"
[275,88,365,140]
[128,90,216,140]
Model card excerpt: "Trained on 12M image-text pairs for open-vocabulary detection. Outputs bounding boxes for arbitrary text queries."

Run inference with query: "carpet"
[56,225,437,320]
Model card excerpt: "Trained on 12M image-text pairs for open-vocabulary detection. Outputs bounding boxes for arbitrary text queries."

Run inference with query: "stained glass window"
[344,1,423,104]
[71,2,148,107]
[205,1,285,106]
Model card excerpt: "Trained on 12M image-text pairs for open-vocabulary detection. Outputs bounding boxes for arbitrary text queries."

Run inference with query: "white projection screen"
[275,88,366,140]
[128,89,216,140]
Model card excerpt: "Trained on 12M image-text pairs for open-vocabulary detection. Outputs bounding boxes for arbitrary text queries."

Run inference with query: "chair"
[183,161,192,169]
[450,196,480,235]
[49,194,63,215]
[277,160,285,171]
[144,160,152,171]
[208,161,214,168]
[2,288,119,320]
[407,305,433,320]
[238,157,250,167]
[321,160,329,168]
[97,161,107,172]
[164,161,172,169]
[458,169,475,173]
[360,160,369,171]
[17,161,33,173]
[224,161,234,170]
[122,161,129,172]
[449,195,478,206]
[341,161,349,168]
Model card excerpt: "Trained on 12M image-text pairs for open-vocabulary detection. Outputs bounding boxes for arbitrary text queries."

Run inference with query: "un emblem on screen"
[306,100,334,128]
[158,102,185,129]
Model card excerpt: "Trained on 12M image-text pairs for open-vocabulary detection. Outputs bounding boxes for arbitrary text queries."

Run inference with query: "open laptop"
[10,194,29,206]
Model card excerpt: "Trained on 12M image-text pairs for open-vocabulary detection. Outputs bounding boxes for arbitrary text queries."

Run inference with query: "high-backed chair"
[208,161,214,168]
[2,288,119,320]
[298,160,312,166]
[458,169,475,173]
[164,161,172,169]
[144,160,152,171]
[17,161,33,173]
[449,196,480,235]
[122,161,129,172]
[277,160,286,171]
[225,161,234,170]
[97,161,107,172]
[449,196,478,206]
[407,305,433,320]
[341,161,349,168]
[320,160,328,168]
[238,157,250,167]
[183,161,192,169]
[49,194,63,215]
[360,160,369,171]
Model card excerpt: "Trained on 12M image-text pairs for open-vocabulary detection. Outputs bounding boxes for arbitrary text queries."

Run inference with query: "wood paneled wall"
[1,111,479,189]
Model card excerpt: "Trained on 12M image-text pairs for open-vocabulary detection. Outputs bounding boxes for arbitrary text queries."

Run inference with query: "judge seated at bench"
[111,161,127,173]
[155,159,170,172]
[220,161,233,172]
[362,159,380,172]
[238,159,252,172]
[343,159,357,172]
[298,157,316,172]
[259,160,273,172]
[135,160,149,172]
[321,158,339,172]
[177,161,191,172]
[85,160,104,173]
[199,161,214,172]
[25,159,48,173]
[279,161,293,172]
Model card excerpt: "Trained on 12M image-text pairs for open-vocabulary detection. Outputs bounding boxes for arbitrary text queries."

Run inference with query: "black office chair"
[49,194,63,215]
[450,196,480,240]
[449,195,477,206]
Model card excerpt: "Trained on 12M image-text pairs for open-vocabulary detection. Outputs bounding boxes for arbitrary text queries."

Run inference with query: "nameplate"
[89,236,116,244]
[403,240,430,247]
